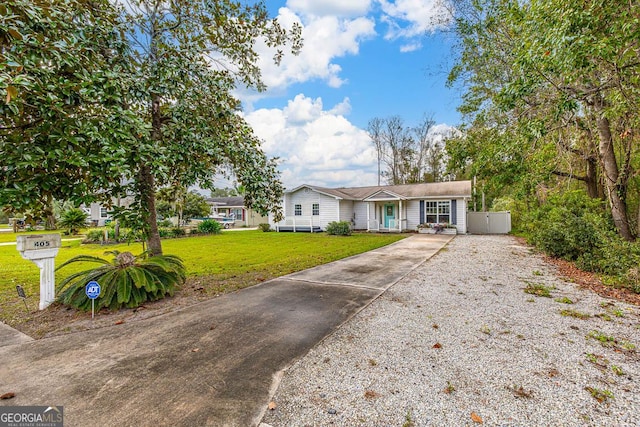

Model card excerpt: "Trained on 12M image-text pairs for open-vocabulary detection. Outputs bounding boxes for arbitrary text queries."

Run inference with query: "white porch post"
[366,202,370,231]
[399,199,403,231]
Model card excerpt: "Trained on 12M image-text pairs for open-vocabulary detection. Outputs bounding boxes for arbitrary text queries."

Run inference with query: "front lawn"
[0,230,406,328]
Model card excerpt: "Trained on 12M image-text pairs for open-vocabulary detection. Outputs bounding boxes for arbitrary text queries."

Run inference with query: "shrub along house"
[272,180,472,233]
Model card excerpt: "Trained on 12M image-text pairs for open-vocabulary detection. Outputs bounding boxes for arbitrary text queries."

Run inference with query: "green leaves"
[1,0,138,217]
[56,251,186,311]
[448,0,639,239]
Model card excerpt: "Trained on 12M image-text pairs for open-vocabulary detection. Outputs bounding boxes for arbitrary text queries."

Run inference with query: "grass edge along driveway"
[0,230,407,329]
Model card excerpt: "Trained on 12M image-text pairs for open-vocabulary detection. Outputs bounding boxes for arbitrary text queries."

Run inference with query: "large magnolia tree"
[117,0,301,255]
[0,0,138,228]
[1,0,302,254]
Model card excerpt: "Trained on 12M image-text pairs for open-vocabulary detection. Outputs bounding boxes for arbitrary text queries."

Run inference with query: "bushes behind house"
[326,221,352,236]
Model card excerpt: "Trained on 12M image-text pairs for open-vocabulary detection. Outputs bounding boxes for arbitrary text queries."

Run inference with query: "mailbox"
[16,234,62,310]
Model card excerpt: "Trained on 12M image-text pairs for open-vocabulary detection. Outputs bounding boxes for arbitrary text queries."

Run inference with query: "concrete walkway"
[0,234,453,426]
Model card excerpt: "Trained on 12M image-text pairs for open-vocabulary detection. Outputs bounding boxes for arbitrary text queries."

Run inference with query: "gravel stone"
[262,235,640,427]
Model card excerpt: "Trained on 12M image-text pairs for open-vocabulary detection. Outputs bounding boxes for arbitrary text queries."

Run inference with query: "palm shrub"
[56,251,186,311]
[58,208,88,235]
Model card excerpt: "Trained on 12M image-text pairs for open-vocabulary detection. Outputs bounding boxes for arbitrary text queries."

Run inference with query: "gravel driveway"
[262,235,639,427]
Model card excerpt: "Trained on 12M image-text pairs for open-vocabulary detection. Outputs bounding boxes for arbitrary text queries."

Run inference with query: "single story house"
[271,180,472,233]
[206,196,269,227]
[81,197,134,227]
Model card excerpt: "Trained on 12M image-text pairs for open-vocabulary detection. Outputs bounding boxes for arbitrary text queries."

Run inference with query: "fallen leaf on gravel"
[471,412,483,423]
[191,348,199,352]
[547,368,559,378]
[364,390,379,399]
[432,324,439,329]
[433,342,442,349]
[114,320,124,325]
[268,401,276,410]
[1,392,16,400]
[209,324,217,330]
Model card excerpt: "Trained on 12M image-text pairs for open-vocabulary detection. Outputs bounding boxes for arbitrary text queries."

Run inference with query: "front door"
[384,204,395,228]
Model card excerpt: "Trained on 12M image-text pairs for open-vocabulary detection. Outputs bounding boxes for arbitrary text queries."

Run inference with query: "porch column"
[366,202,370,231]
[399,199,403,231]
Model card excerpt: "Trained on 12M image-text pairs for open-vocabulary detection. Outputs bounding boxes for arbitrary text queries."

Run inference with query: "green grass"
[560,309,591,319]
[0,229,71,243]
[585,386,614,403]
[586,329,636,352]
[1,230,406,325]
[524,282,553,298]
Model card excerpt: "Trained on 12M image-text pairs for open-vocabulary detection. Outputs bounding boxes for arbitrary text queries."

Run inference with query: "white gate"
[467,211,512,234]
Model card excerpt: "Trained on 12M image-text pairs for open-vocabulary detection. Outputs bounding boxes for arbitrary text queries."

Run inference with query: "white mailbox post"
[16,234,62,310]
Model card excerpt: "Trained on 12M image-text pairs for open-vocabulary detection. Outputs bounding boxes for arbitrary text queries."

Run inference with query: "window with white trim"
[312,203,319,216]
[425,201,450,224]
[294,204,302,216]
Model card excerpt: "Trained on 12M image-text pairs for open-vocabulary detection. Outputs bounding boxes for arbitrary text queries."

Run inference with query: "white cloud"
[379,0,452,39]
[286,0,373,17]
[254,8,376,93]
[244,94,378,188]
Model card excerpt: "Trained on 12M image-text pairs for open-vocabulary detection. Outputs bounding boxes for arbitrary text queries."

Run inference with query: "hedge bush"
[523,190,640,292]
[326,221,351,236]
[258,223,272,232]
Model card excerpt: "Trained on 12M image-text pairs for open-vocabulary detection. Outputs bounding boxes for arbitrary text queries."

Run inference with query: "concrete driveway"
[0,234,452,426]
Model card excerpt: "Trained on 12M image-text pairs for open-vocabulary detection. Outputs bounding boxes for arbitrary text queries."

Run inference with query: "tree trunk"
[42,194,56,230]
[139,164,163,256]
[594,114,633,240]
[637,197,640,239]
[585,155,600,199]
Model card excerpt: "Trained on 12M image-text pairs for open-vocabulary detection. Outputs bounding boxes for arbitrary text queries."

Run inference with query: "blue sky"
[226,0,462,190]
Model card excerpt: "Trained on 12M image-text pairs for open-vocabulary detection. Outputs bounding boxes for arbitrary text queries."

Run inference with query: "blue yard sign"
[85,281,101,319]
[85,281,101,299]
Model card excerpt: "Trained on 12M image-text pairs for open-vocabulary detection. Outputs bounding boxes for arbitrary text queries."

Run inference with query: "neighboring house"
[206,196,269,227]
[81,198,134,227]
[272,180,472,233]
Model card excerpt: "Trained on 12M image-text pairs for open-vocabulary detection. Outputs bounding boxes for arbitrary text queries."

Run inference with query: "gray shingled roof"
[206,196,245,207]
[291,181,472,200]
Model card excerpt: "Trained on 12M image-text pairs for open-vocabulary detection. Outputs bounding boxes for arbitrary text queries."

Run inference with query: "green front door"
[384,204,395,228]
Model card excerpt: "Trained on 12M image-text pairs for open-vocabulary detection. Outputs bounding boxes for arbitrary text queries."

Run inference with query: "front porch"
[364,194,409,233]
[366,218,407,233]
[274,216,322,233]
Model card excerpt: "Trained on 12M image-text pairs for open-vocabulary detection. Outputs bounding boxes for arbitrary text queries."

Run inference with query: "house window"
[232,208,242,219]
[425,201,450,224]
[294,204,302,216]
[100,207,109,218]
[312,203,319,216]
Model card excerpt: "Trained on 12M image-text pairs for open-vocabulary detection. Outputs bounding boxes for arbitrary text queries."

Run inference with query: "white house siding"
[456,198,467,234]
[405,200,421,230]
[353,202,369,230]
[285,189,339,230]
[339,200,353,224]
